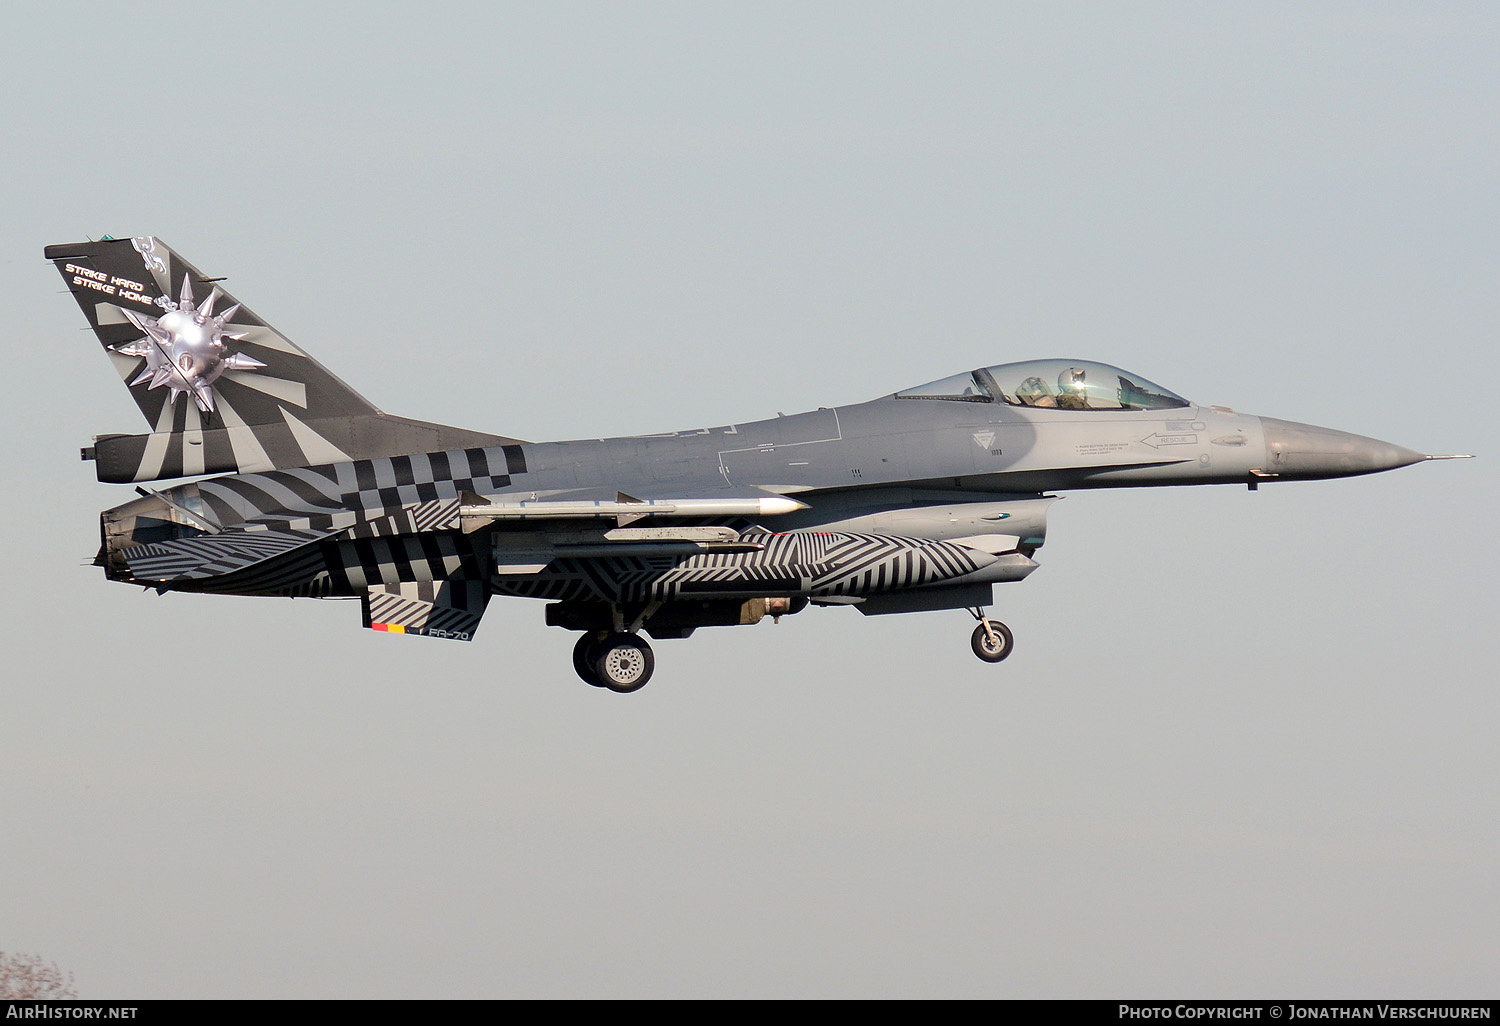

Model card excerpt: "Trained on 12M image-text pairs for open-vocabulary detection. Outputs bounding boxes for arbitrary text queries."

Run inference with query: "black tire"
[971,620,1014,663]
[592,633,655,693]
[573,633,605,687]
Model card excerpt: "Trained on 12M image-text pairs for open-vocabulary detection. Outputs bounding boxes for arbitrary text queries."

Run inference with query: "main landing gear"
[968,608,1014,663]
[569,606,1009,690]
[572,631,656,693]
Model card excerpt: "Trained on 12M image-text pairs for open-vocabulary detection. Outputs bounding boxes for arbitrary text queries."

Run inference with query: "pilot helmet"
[1058,366,1088,396]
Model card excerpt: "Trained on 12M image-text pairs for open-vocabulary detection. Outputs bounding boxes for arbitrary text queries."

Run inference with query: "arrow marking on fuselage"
[1140,433,1197,448]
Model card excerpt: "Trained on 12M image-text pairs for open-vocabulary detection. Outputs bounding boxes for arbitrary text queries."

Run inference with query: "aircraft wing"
[109,484,813,642]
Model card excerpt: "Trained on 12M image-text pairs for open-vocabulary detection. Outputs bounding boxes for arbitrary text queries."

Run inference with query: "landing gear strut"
[572,631,656,692]
[968,608,1014,663]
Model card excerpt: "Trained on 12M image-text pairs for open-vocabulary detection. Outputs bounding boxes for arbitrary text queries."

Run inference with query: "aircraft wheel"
[971,620,1014,663]
[573,633,605,687]
[592,633,655,693]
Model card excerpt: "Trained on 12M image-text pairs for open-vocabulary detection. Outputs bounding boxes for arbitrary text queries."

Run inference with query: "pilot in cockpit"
[1055,366,1091,409]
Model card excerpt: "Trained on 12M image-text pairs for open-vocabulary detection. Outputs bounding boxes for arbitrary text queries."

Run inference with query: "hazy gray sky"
[2,2,1494,998]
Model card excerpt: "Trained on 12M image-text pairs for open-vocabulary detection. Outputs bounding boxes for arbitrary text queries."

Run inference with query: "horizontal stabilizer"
[119,528,325,584]
[362,581,489,641]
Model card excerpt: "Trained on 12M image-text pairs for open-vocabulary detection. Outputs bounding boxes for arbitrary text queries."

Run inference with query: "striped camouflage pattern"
[363,581,490,641]
[113,443,520,602]
[99,401,1018,636]
[120,529,327,585]
[192,445,525,530]
[494,531,996,603]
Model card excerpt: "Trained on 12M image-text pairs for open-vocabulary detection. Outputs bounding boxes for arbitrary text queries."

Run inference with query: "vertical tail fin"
[49,237,512,482]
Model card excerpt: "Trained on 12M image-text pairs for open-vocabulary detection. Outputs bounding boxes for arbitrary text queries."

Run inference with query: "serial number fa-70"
[49,237,1470,692]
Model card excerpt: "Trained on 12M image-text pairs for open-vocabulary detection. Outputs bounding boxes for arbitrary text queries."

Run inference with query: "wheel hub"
[603,647,645,684]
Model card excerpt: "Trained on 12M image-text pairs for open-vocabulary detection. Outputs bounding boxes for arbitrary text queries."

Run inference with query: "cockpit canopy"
[895,360,1191,411]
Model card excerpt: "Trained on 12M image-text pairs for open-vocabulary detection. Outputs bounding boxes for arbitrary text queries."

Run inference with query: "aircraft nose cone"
[1260,417,1426,480]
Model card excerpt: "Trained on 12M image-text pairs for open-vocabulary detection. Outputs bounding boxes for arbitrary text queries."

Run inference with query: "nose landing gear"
[968,608,1014,663]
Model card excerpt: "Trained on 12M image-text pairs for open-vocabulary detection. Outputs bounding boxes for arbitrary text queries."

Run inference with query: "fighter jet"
[49,237,1470,692]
